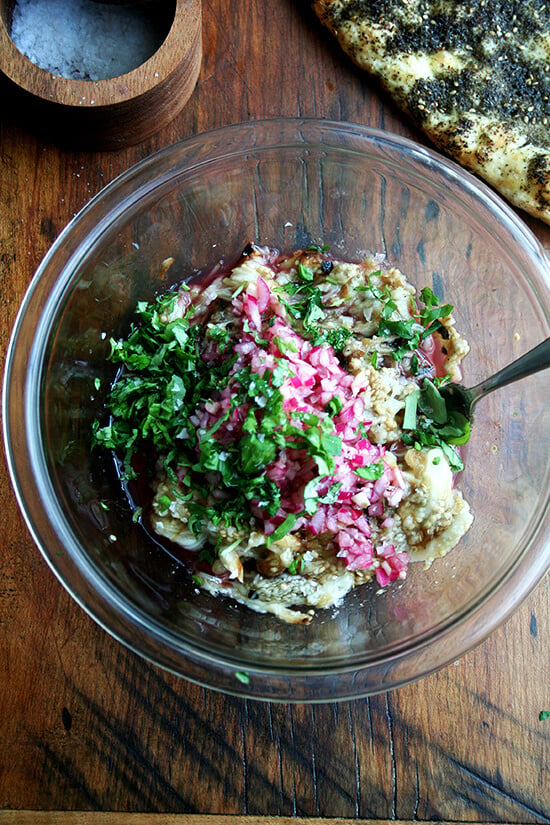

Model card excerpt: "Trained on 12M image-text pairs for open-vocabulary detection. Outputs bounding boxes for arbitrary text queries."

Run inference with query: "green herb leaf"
[235,671,250,684]
[403,390,419,431]
[158,494,172,512]
[324,396,343,416]
[402,378,468,472]
[277,269,351,352]
[418,379,447,424]
[266,513,300,545]
[367,275,454,362]
[319,482,342,504]
[238,432,277,475]
[354,461,385,480]
[303,477,321,515]
[305,244,330,253]
[288,555,304,575]
[297,262,314,282]
[323,326,352,351]
[273,335,299,354]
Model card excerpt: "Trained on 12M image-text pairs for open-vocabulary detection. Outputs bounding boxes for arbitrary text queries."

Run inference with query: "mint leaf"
[418,379,447,424]
[402,379,468,472]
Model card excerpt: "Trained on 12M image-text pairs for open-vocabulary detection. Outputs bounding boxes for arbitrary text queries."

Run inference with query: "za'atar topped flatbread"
[313,0,550,224]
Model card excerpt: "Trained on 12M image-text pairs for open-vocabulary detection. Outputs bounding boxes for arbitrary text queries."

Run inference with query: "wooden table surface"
[1,0,549,820]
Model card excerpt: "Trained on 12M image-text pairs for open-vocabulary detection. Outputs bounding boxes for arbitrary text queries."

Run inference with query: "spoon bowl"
[441,337,550,420]
[406,338,550,465]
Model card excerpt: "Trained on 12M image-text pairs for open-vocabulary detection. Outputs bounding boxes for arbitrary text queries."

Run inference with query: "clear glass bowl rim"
[3,117,550,701]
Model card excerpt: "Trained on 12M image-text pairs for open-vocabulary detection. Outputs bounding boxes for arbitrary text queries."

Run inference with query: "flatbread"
[313,0,550,224]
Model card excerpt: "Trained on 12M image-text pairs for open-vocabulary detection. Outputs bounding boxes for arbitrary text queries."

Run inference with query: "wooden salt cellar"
[0,0,202,149]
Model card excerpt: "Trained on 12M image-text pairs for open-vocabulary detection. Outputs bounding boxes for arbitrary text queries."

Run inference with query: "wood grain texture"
[0,0,549,819]
[0,817,524,825]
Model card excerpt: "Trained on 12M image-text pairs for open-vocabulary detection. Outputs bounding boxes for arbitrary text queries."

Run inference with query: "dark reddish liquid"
[115,450,216,578]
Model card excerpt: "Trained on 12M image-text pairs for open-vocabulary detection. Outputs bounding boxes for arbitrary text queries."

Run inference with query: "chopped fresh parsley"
[92,294,237,483]
[402,389,419,431]
[272,335,299,355]
[323,326,353,351]
[157,494,172,512]
[361,274,467,471]
[92,287,347,545]
[234,671,250,684]
[305,244,330,253]
[276,266,352,352]
[298,262,314,282]
[354,461,385,481]
[92,253,469,586]
[324,396,343,416]
[367,276,453,362]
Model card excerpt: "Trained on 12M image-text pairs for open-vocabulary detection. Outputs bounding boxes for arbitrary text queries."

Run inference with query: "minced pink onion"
[195,276,411,586]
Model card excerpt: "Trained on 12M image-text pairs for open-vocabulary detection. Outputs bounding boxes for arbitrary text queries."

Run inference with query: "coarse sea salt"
[10,0,166,81]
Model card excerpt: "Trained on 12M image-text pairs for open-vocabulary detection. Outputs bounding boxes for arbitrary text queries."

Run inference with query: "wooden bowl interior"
[0,0,201,147]
[0,0,180,97]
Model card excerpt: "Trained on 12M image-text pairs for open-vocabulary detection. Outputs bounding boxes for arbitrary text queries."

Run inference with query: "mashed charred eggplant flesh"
[93,244,472,624]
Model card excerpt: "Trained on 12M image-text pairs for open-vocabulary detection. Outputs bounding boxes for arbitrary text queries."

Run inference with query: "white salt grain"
[11,0,165,81]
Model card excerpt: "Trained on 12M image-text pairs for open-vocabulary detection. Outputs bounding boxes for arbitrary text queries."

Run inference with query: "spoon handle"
[470,336,550,405]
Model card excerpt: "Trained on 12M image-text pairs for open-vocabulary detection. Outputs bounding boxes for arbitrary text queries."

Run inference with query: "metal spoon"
[440,337,550,419]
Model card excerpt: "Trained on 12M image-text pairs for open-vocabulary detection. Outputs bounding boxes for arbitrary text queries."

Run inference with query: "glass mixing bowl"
[3,119,550,701]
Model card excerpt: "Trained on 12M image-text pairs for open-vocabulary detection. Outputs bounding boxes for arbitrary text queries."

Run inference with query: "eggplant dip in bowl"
[92,243,472,625]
